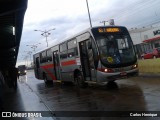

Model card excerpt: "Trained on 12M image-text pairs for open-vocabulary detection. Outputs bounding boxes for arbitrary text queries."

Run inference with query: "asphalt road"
[6,70,160,120]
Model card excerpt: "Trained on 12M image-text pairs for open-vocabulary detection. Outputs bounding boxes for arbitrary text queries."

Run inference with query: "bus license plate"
[120,72,127,76]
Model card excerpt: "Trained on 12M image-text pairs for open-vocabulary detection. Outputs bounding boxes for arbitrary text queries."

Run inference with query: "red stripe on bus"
[41,64,54,69]
[61,60,76,66]
[41,65,56,80]
[45,69,56,80]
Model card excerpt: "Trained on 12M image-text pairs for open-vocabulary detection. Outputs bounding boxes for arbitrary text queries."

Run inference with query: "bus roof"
[33,25,126,55]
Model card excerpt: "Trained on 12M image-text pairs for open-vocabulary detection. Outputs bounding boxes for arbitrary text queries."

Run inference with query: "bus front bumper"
[97,68,139,82]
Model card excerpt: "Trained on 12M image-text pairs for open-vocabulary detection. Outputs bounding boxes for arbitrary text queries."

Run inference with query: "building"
[129,24,160,58]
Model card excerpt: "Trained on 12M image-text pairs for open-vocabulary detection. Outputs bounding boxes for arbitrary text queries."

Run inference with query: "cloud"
[17,0,160,65]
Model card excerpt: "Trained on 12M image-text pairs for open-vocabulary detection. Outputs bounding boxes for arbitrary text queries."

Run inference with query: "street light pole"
[21,55,28,67]
[86,0,92,28]
[24,51,32,67]
[34,28,55,47]
[26,43,41,52]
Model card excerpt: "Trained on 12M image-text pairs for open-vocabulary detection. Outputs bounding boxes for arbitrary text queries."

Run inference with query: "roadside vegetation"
[138,58,160,73]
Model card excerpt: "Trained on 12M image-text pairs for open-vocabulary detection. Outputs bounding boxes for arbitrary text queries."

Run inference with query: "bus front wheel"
[106,81,118,89]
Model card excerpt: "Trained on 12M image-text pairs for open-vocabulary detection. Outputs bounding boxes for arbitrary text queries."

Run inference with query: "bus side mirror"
[88,41,92,49]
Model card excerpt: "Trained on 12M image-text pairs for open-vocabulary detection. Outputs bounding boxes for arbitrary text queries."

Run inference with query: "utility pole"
[86,0,92,28]
[26,43,41,52]
[34,28,55,47]
[24,51,32,67]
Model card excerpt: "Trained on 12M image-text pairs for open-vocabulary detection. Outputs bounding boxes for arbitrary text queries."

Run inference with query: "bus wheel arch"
[43,72,51,84]
[74,69,80,83]
[106,81,118,90]
[43,72,47,82]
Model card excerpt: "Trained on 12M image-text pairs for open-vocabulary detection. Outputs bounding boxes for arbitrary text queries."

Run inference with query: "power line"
[112,0,156,19]
[109,0,160,28]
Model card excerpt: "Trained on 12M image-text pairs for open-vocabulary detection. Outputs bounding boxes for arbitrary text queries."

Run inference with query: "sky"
[17,0,160,66]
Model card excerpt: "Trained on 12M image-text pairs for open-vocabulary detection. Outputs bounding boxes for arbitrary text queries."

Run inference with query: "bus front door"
[79,40,92,81]
[35,57,40,79]
[53,51,61,80]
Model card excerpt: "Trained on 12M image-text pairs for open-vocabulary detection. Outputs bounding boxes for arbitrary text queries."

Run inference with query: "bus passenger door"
[53,51,60,80]
[87,40,97,81]
[35,57,40,79]
[79,40,91,81]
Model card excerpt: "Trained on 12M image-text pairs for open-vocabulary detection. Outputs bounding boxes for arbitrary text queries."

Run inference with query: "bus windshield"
[92,28,137,67]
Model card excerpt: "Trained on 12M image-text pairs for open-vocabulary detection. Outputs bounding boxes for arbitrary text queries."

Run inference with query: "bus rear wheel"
[43,73,52,84]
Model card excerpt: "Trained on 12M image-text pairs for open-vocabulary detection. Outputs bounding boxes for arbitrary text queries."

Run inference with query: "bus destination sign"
[98,28,120,33]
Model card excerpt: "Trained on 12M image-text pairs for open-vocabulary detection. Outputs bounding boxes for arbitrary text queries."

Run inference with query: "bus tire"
[43,73,52,84]
[106,81,118,90]
[74,72,87,88]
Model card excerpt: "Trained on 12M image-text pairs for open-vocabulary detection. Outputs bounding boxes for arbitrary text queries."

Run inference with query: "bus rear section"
[33,47,61,83]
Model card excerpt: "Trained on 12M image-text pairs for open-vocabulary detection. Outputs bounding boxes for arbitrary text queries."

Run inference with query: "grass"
[138,58,160,73]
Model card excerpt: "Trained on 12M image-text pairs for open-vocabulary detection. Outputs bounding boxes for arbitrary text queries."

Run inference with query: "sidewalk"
[139,72,160,78]
[2,77,54,120]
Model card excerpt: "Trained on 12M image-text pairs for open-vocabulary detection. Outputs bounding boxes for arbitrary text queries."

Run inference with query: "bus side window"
[67,38,77,58]
[47,57,52,62]
[60,51,67,59]
[60,42,67,52]
[46,49,52,62]
[40,51,47,63]
[59,42,68,60]
[68,47,78,58]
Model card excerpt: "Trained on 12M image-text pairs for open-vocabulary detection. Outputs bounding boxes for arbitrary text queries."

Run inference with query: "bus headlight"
[104,69,108,72]
[132,64,138,69]
[105,68,114,73]
[25,70,27,73]
[98,68,114,73]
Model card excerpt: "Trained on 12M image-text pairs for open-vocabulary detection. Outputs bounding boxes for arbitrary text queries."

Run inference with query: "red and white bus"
[33,26,138,87]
